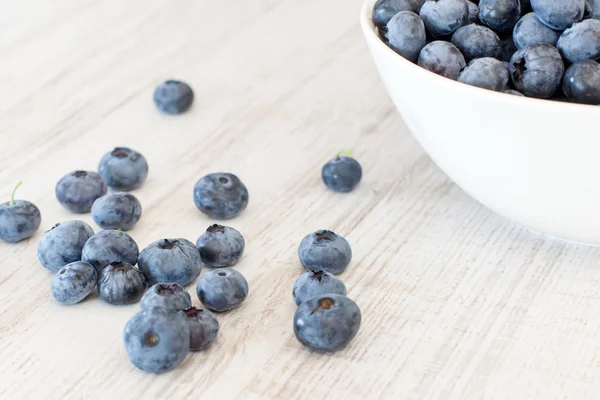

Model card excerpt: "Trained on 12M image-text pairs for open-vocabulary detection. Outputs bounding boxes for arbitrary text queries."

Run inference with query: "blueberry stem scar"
[9,181,22,206]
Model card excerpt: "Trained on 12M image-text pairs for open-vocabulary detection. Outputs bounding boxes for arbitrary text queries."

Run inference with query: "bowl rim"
[360,0,600,113]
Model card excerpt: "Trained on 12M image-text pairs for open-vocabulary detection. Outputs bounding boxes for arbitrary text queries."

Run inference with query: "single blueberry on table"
[196,268,249,312]
[298,230,352,275]
[153,80,194,115]
[123,306,190,373]
[451,24,501,62]
[478,0,521,33]
[322,154,363,193]
[140,283,192,312]
[292,270,348,306]
[0,182,41,243]
[373,0,421,28]
[531,0,585,30]
[510,44,565,99]
[419,0,469,38]
[91,192,142,231]
[37,220,94,272]
[293,294,361,352]
[513,13,561,50]
[557,19,600,64]
[467,1,479,24]
[81,229,139,273]
[51,261,97,305]
[98,147,148,191]
[504,89,525,96]
[55,170,107,214]
[193,173,249,219]
[562,60,600,104]
[385,11,427,63]
[418,41,466,80]
[97,261,147,305]
[196,224,245,268]
[182,307,220,351]
[138,238,202,286]
[458,57,510,91]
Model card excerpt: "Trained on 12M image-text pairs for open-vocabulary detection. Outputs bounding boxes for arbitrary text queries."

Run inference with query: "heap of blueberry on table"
[375,0,600,104]
[0,81,365,373]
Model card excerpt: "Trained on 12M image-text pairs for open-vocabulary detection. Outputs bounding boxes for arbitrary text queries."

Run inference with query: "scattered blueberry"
[531,0,585,30]
[138,238,202,286]
[562,60,600,104]
[419,0,469,38]
[298,230,352,275]
[51,261,98,305]
[322,154,363,193]
[293,294,361,352]
[385,11,427,63]
[98,147,148,191]
[97,261,147,305]
[123,306,190,373]
[510,44,565,98]
[418,41,466,80]
[81,229,139,273]
[451,24,501,62]
[196,268,249,312]
[467,1,479,24]
[0,182,41,243]
[478,0,521,33]
[504,89,525,96]
[153,80,194,115]
[182,307,220,351]
[91,192,142,231]
[193,173,249,219]
[513,13,561,50]
[458,57,510,91]
[37,220,94,272]
[140,283,192,312]
[292,270,348,306]
[195,224,245,268]
[373,0,421,28]
[557,19,600,64]
[55,170,107,214]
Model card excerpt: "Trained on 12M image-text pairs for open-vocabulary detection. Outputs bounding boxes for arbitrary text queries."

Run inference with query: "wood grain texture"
[2,1,600,399]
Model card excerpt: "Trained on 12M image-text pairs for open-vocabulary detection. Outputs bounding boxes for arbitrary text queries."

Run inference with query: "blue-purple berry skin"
[418,41,466,80]
[451,24,501,62]
[98,147,148,191]
[557,19,600,64]
[509,44,565,99]
[81,230,139,273]
[385,11,427,63]
[196,224,245,268]
[298,230,352,275]
[37,221,95,272]
[292,270,348,306]
[513,13,561,50]
[138,238,202,286]
[55,170,107,214]
[193,173,249,220]
[153,80,194,115]
[196,268,249,312]
[182,307,220,351]
[373,0,421,28]
[0,200,41,243]
[97,261,147,305]
[51,261,98,305]
[504,89,525,96]
[420,0,469,38]
[531,0,585,30]
[322,155,363,193]
[91,192,142,231]
[140,283,192,312]
[293,294,361,352]
[562,60,600,104]
[467,1,479,24]
[123,306,190,373]
[458,57,510,91]
[478,0,521,33]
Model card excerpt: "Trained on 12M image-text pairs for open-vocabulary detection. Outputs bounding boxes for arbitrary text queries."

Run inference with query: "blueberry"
[500,36,518,62]
[182,307,220,351]
[467,1,479,24]
[196,268,249,312]
[153,80,194,115]
[138,238,202,286]
[458,57,510,91]
[98,147,148,191]
[513,13,561,50]
[373,0,421,28]
[510,44,565,98]
[37,220,94,272]
[293,294,361,352]
[91,192,142,231]
[55,170,107,214]
[418,41,466,80]
[562,60,600,104]
[451,24,501,62]
[298,230,352,275]
[193,173,249,219]
[384,11,427,63]
[531,0,585,30]
[292,270,348,306]
[478,0,520,33]
[140,283,192,311]
[0,182,41,243]
[196,224,245,268]
[557,19,600,63]
[321,155,363,193]
[420,0,469,38]
[81,230,139,273]
[97,261,146,305]
[504,89,525,96]
[123,306,190,373]
[51,261,97,305]
[589,0,600,18]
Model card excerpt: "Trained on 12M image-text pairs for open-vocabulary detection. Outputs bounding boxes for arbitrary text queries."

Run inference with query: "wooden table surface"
[2,1,600,399]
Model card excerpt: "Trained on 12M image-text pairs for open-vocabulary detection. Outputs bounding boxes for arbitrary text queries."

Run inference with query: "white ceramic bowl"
[361,0,600,245]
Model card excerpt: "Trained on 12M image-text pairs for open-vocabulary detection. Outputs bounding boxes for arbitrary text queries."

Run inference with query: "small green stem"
[337,149,353,158]
[9,181,22,206]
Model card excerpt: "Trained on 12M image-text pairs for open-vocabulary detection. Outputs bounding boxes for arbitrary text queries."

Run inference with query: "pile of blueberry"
[374,0,600,105]
[0,80,367,373]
